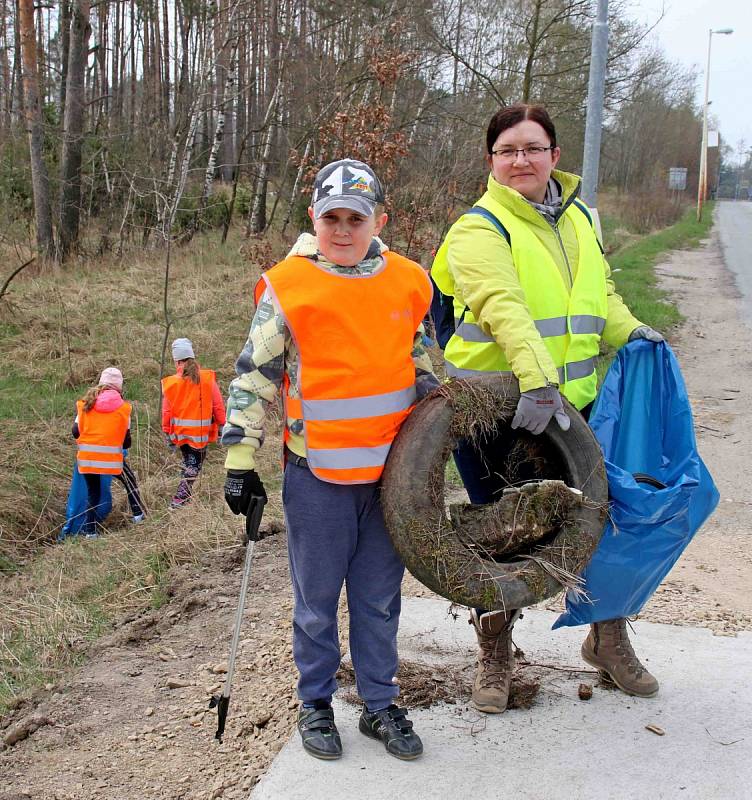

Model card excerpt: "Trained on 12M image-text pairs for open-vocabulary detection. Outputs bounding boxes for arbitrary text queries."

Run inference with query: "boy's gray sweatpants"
[283,460,404,710]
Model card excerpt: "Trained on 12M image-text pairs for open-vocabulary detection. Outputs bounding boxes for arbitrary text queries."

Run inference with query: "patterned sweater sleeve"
[413,323,440,399]
[222,287,288,471]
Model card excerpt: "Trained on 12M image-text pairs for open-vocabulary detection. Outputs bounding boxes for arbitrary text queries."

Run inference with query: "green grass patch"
[444,456,463,487]
[595,203,715,376]
[607,203,714,331]
[145,551,171,609]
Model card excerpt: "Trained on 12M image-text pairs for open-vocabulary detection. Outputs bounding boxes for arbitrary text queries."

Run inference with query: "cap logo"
[316,164,377,200]
[312,159,382,217]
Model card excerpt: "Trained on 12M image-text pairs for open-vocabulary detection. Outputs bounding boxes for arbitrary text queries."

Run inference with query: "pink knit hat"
[98,367,123,392]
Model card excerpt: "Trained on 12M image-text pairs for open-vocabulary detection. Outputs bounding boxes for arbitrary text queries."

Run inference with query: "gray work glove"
[512,386,571,436]
[629,325,664,343]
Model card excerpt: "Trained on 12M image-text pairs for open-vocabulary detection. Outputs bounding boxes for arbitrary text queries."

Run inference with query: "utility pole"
[581,0,608,211]
[697,28,733,221]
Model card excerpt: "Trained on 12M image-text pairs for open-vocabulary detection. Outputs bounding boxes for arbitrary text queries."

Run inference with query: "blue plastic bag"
[553,340,719,628]
[60,461,114,538]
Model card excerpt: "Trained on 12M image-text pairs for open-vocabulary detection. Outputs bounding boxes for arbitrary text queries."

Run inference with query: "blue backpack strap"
[432,206,510,350]
[572,198,592,225]
[572,199,604,254]
[465,207,511,245]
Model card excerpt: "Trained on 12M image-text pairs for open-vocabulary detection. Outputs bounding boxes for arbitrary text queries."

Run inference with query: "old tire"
[381,375,608,609]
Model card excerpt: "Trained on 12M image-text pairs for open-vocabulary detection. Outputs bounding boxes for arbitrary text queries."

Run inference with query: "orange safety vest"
[162,369,219,449]
[76,399,131,475]
[259,252,432,484]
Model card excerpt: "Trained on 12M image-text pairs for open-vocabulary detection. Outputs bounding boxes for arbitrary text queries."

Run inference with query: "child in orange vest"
[72,367,132,538]
[222,159,438,761]
[162,338,226,509]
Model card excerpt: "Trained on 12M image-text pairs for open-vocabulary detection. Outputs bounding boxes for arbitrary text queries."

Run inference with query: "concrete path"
[251,598,752,800]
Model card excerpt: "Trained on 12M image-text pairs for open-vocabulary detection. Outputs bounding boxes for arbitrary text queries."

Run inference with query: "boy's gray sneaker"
[358,704,423,760]
[297,703,342,760]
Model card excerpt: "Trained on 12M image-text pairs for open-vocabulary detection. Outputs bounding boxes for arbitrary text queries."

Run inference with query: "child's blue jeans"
[283,460,404,711]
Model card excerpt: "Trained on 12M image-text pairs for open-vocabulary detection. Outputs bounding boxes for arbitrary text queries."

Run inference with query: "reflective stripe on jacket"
[76,399,131,475]
[259,253,432,484]
[432,170,640,410]
[161,370,219,448]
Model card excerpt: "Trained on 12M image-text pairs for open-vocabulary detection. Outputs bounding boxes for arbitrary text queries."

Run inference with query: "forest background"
[1,0,718,265]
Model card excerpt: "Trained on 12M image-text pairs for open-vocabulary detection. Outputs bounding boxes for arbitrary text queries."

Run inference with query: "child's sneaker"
[297,702,342,760]
[132,513,146,523]
[169,482,191,510]
[358,704,423,760]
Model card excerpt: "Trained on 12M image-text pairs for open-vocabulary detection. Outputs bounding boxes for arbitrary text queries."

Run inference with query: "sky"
[629,0,751,158]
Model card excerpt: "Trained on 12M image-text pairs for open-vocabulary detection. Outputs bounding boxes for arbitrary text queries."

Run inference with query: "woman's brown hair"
[486,103,557,154]
[179,357,201,384]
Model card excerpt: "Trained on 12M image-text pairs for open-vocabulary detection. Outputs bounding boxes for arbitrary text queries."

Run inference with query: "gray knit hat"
[171,338,195,361]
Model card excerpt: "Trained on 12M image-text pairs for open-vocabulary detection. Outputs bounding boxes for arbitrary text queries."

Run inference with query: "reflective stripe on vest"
[302,386,417,421]
[78,459,123,470]
[259,252,432,484]
[438,194,607,409]
[456,313,605,343]
[169,432,209,444]
[77,443,123,454]
[76,399,131,475]
[161,370,218,449]
[445,362,513,379]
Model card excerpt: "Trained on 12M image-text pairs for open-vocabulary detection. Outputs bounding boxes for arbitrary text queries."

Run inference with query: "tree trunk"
[129,0,136,132]
[58,0,90,260]
[522,0,542,104]
[196,40,238,220]
[1,4,12,131]
[281,139,311,232]
[247,80,280,235]
[18,0,54,260]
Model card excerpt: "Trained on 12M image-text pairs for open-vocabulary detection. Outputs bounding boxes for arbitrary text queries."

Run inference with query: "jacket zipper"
[550,220,573,289]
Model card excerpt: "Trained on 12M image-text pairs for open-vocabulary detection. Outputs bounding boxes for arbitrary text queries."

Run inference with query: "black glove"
[224,470,266,516]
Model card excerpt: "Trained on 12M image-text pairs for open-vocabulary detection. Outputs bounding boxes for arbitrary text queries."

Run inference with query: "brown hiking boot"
[469,609,517,713]
[581,619,659,698]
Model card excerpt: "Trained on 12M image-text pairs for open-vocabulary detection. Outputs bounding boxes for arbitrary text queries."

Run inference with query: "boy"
[222,159,438,761]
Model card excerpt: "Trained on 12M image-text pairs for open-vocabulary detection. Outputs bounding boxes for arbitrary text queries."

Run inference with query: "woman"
[162,338,226,509]
[71,367,132,538]
[432,104,663,713]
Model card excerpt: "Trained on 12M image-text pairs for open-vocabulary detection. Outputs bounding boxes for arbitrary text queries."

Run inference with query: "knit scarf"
[525,178,564,224]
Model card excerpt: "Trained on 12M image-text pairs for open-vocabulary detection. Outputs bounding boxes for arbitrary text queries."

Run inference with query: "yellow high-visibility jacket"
[432,169,642,409]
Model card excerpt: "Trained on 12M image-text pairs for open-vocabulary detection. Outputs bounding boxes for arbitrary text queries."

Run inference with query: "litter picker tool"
[209,496,269,743]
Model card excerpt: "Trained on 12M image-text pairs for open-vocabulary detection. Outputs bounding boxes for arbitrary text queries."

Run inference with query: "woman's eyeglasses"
[491,146,554,162]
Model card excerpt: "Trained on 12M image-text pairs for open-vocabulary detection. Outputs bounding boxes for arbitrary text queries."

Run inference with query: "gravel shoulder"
[2,218,751,799]
[639,220,752,633]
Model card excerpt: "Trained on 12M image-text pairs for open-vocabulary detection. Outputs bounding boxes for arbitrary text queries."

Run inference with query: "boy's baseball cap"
[311,159,385,219]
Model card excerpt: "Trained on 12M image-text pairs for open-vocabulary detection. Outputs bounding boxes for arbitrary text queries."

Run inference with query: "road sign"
[669,168,688,191]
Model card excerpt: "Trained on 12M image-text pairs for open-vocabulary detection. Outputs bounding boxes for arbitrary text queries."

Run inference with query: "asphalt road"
[716,201,752,322]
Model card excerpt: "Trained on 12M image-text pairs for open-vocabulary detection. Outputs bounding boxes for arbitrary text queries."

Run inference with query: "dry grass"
[0,437,288,712]
[0,225,291,712]
[0,227,290,566]
[336,658,541,710]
